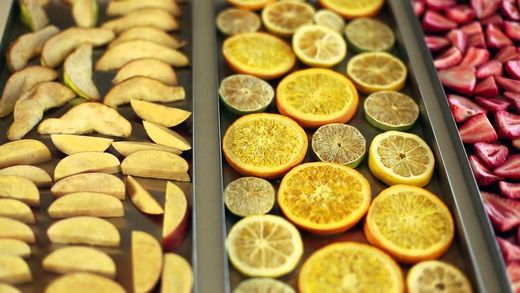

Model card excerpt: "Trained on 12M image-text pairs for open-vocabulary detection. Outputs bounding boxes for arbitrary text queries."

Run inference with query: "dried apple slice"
[8,25,59,71]
[107,0,180,17]
[0,284,21,293]
[20,0,48,31]
[47,216,120,247]
[43,246,116,278]
[0,66,58,117]
[0,217,35,243]
[38,102,132,138]
[104,77,185,107]
[0,139,51,169]
[64,45,100,100]
[0,176,39,207]
[122,150,190,181]
[8,82,76,140]
[113,58,178,86]
[0,255,32,285]
[51,173,125,199]
[109,27,184,50]
[132,231,162,292]
[51,134,113,155]
[163,182,189,250]
[131,100,191,127]
[96,40,189,71]
[46,273,125,293]
[72,0,98,28]
[0,165,52,187]
[41,27,114,68]
[48,192,124,219]
[143,121,191,151]
[102,8,178,33]
[161,253,193,293]
[112,141,181,157]
[0,199,35,224]
[0,239,31,258]
[54,152,120,181]
[127,176,164,215]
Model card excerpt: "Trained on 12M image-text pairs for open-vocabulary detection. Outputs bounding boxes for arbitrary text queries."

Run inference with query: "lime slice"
[219,74,275,114]
[311,123,366,168]
[364,91,419,131]
[216,8,261,36]
[234,278,295,293]
[313,9,344,33]
[261,1,315,37]
[224,177,275,217]
[345,18,395,52]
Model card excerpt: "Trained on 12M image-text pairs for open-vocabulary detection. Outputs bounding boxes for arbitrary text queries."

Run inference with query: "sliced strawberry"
[448,94,487,122]
[487,23,513,48]
[439,66,477,95]
[470,156,503,185]
[505,21,520,40]
[481,13,505,27]
[459,113,498,143]
[424,35,451,53]
[506,60,520,80]
[471,0,501,19]
[497,237,520,263]
[447,29,468,53]
[446,5,476,24]
[495,154,520,180]
[474,142,508,168]
[507,262,520,292]
[496,76,520,93]
[495,110,520,139]
[461,21,483,35]
[468,31,488,48]
[460,47,490,67]
[495,46,519,63]
[474,77,500,97]
[413,0,426,17]
[475,96,511,111]
[476,60,503,78]
[422,11,458,32]
[481,191,520,231]
[434,47,463,69]
[502,0,520,20]
[426,0,456,10]
[504,91,520,112]
[499,181,520,199]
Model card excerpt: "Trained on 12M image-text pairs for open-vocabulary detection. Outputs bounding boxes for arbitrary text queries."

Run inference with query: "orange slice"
[227,0,275,10]
[319,0,384,19]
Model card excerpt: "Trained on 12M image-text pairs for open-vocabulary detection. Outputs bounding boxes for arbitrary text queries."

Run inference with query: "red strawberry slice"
[448,94,487,122]
[496,76,520,93]
[424,35,451,52]
[505,91,520,112]
[474,77,500,97]
[447,29,468,53]
[468,31,488,48]
[495,154,520,179]
[422,11,458,32]
[497,237,520,263]
[502,0,520,20]
[499,181,520,199]
[481,191,520,231]
[475,96,511,111]
[487,23,513,48]
[413,0,426,17]
[434,47,463,69]
[461,21,483,35]
[495,110,520,139]
[446,5,476,24]
[495,46,519,63]
[505,21,520,40]
[439,66,477,94]
[507,263,520,292]
[460,47,490,67]
[471,0,501,19]
[481,13,505,27]
[426,0,456,10]
[474,142,508,168]
[506,60,520,80]
[459,113,498,143]
[477,60,503,79]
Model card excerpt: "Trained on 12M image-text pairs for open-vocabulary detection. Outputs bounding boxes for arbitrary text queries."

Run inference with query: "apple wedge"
[132,231,162,292]
[0,239,31,258]
[0,255,32,285]
[8,25,59,71]
[122,150,190,181]
[127,176,164,215]
[104,77,185,107]
[0,176,39,207]
[143,121,192,151]
[41,27,114,68]
[48,192,124,219]
[0,284,22,293]
[46,273,125,293]
[8,82,76,140]
[112,141,181,157]
[54,152,121,181]
[38,102,132,138]
[131,100,191,127]
[51,173,125,199]
[0,165,52,187]
[113,58,178,86]
[51,134,113,155]
[43,246,116,278]
[0,66,58,117]
[0,199,35,224]
[72,0,98,28]
[163,182,189,250]
[96,40,189,71]
[161,253,193,293]
[102,8,178,33]
[109,27,184,50]
[0,139,51,169]
[107,0,180,17]
[0,217,35,243]
[20,0,48,31]
[47,216,120,247]
[64,45,100,100]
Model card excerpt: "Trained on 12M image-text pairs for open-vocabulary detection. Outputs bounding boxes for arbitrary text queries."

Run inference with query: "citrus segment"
[223,32,295,80]
[276,68,358,128]
[313,9,344,33]
[292,25,347,68]
[368,131,435,187]
[311,123,366,168]
[278,162,371,234]
[234,278,295,293]
[319,0,384,19]
[364,91,419,131]
[222,113,307,179]
[407,260,472,293]
[299,242,404,293]
[217,8,261,36]
[347,52,407,94]
[226,214,303,277]
[224,177,275,217]
[365,185,455,263]
[261,1,315,37]
[345,17,395,52]
[219,74,274,114]
[227,0,275,11]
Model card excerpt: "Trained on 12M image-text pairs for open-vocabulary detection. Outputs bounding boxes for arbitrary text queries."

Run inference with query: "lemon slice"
[227,0,275,10]
[223,32,295,80]
[364,91,420,131]
[224,177,275,217]
[261,1,315,37]
[278,162,371,234]
[292,24,347,68]
[299,242,404,293]
[407,260,473,293]
[222,113,307,179]
[319,0,384,19]
[313,9,344,33]
[365,185,455,263]
[368,131,435,187]
[347,52,407,94]
[234,278,295,293]
[311,123,366,168]
[226,214,303,277]
[345,18,395,52]
[216,8,261,36]
[276,68,358,128]
[219,74,274,114]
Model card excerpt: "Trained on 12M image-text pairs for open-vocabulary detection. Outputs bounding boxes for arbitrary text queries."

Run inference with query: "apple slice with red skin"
[127,176,164,215]
[161,253,193,293]
[163,182,189,251]
[132,231,162,292]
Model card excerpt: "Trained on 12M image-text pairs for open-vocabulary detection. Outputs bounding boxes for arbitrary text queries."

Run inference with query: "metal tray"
[214,0,512,292]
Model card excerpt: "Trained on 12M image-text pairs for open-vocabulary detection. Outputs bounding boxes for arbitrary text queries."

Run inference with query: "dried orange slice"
[407,260,472,293]
[278,162,371,234]
[216,8,261,36]
[319,0,384,19]
[227,0,275,11]
[261,1,315,37]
